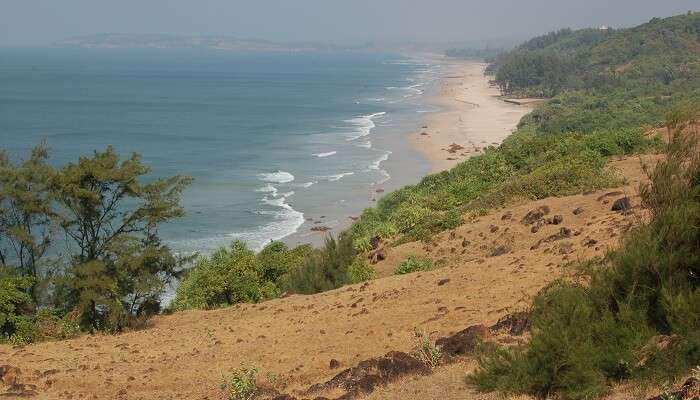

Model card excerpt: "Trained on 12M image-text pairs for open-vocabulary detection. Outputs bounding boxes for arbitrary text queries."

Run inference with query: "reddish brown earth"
[0,154,666,400]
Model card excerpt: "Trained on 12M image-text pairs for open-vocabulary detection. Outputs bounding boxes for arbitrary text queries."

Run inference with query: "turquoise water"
[0,48,439,253]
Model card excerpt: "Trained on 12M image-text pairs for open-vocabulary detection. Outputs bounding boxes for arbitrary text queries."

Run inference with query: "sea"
[0,47,441,254]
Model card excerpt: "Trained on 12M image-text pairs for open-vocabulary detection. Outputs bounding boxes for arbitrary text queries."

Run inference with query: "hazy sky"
[1,0,698,46]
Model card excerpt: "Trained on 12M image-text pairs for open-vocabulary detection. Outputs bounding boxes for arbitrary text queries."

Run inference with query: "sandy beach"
[410,60,532,173]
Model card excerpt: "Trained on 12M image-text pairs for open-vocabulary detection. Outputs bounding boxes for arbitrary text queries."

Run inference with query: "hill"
[2,11,700,400]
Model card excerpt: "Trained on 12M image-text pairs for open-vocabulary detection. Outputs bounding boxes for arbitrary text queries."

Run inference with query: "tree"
[51,146,191,330]
[0,144,55,284]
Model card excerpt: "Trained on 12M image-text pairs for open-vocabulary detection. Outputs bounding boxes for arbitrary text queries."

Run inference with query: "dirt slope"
[0,155,660,400]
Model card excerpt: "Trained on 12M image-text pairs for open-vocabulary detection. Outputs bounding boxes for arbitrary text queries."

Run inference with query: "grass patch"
[395,255,434,275]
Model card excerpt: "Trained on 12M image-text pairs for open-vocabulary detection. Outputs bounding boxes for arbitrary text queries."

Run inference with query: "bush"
[0,269,34,344]
[395,256,434,275]
[412,329,442,369]
[347,259,376,283]
[284,234,356,294]
[220,366,258,400]
[468,132,700,398]
[171,241,310,311]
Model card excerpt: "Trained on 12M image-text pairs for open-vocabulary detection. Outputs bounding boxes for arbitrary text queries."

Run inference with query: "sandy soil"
[0,154,661,400]
[410,60,531,173]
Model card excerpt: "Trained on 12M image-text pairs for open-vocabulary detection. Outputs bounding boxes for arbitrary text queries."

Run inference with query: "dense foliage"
[171,241,310,311]
[0,146,191,341]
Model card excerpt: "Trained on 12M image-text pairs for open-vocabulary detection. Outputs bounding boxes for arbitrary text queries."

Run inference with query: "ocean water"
[0,47,439,253]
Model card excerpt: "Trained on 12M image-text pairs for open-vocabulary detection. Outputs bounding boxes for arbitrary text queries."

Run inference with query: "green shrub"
[171,241,310,311]
[220,366,258,400]
[0,269,35,344]
[285,234,356,294]
[347,259,376,283]
[412,329,443,369]
[395,255,434,275]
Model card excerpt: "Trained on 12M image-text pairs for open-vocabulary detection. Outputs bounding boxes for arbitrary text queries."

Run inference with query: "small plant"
[412,329,442,369]
[347,259,376,283]
[659,381,677,400]
[691,365,700,381]
[395,255,434,275]
[221,366,258,400]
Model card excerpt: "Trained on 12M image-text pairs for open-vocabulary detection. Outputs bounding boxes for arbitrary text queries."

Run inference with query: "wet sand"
[409,59,531,173]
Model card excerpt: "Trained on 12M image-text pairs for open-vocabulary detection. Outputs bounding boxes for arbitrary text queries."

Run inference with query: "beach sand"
[409,59,531,173]
[287,58,530,247]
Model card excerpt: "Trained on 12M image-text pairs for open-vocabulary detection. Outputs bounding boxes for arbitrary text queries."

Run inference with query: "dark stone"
[437,278,450,286]
[307,351,429,397]
[551,215,563,225]
[501,211,513,221]
[490,312,531,336]
[489,225,499,233]
[436,325,489,358]
[611,197,631,212]
[573,207,584,215]
[461,239,470,248]
[489,245,510,257]
[521,206,550,225]
[369,236,381,250]
[329,359,340,369]
[531,225,540,233]
[531,227,572,250]
[369,249,386,264]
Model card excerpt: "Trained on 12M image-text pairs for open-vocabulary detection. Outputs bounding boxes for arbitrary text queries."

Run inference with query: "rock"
[369,236,381,250]
[637,334,684,368]
[420,132,429,136]
[647,377,699,400]
[329,359,340,369]
[375,188,384,193]
[550,215,563,225]
[501,211,512,220]
[0,365,21,386]
[369,249,386,264]
[490,312,531,336]
[437,278,450,286]
[531,225,540,233]
[611,197,631,212]
[489,225,499,233]
[311,226,331,232]
[308,351,429,397]
[436,325,489,358]
[521,206,550,225]
[461,239,470,248]
[446,143,465,154]
[530,227,572,250]
[489,245,510,257]
[582,238,597,247]
[573,207,584,215]
[596,191,624,202]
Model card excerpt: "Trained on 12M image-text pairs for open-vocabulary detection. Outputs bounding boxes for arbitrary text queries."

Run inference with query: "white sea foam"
[368,151,392,170]
[313,151,337,158]
[357,141,372,149]
[315,172,354,182]
[257,170,295,184]
[344,112,386,141]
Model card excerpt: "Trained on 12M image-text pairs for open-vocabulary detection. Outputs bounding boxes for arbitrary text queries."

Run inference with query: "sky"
[1,0,698,46]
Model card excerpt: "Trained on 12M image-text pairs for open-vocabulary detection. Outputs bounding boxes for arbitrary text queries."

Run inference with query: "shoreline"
[409,59,531,173]
[285,57,531,248]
